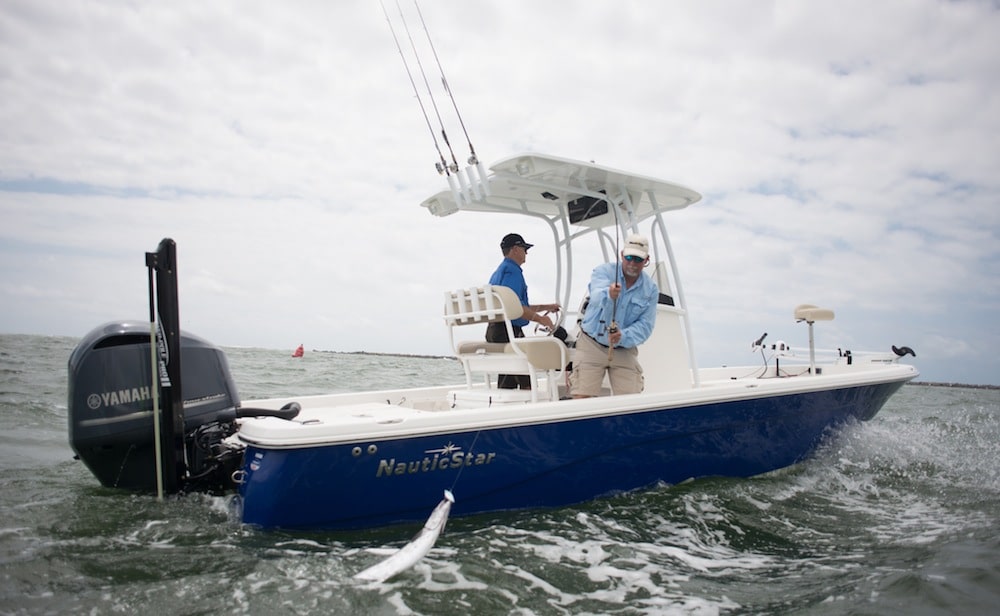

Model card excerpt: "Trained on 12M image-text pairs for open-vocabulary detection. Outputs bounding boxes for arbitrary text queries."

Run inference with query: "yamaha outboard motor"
[68,321,244,493]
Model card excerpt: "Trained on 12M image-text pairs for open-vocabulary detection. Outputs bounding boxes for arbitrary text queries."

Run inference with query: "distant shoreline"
[909,381,999,391]
[311,349,456,361]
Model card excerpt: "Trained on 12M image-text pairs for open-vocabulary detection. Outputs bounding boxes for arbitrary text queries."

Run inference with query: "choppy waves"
[1,335,997,615]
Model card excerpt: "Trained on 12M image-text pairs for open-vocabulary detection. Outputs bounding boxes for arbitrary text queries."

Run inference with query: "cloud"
[1,0,998,386]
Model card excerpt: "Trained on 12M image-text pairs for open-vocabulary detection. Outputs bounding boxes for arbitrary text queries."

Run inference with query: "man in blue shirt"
[487,233,560,389]
[571,234,658,397]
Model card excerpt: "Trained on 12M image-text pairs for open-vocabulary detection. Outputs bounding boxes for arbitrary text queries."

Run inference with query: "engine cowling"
[68,321,241,492]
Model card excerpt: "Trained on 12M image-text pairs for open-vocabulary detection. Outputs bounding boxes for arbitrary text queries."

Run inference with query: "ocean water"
[1,333,998,615]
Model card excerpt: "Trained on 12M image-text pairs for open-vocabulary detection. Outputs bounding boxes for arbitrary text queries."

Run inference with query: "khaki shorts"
[569,333,644,396]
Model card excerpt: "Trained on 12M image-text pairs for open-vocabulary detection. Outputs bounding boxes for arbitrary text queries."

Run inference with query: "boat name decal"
[87,386,152,410]
[375,442,496,478]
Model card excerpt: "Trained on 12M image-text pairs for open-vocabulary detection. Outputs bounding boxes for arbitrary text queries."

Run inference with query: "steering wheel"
[533,308,564,336]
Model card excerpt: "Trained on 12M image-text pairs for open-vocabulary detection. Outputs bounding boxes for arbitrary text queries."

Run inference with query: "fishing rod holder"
[446,160,491,206]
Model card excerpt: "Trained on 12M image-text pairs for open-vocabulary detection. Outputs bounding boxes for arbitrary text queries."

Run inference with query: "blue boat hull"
[237,380,903,530]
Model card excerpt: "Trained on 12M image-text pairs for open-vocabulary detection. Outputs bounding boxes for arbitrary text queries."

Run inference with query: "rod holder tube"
[446,174,464,206]
[476,159,491,196]
[456,166,472,203]
[466,166,482,200]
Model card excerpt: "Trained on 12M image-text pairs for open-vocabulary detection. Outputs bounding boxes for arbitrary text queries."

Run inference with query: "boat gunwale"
[236,363,918,450]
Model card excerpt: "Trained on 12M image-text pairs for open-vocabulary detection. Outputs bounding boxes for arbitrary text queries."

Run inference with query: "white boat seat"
[794,304,834,374]
[445,285,568,403]
[794,304,835,323]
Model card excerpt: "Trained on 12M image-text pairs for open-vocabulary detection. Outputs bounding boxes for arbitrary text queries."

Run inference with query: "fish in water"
[353,490,455,583]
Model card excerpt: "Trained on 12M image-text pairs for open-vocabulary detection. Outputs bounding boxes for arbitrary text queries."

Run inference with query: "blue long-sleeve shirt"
[489,257,530,327]
[579,262,658,348]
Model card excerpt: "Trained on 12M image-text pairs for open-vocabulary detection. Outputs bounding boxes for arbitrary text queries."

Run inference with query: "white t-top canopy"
[421,153,701,230]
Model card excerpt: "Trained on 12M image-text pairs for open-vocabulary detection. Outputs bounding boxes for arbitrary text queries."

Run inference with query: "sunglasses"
[624,255,645,263]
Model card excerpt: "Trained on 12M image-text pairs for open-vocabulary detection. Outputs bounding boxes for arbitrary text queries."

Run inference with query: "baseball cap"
[622,234,649,260]
[500,233,534,251]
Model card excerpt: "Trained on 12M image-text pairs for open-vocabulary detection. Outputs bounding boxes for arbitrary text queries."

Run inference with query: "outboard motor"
[68,321,244,493]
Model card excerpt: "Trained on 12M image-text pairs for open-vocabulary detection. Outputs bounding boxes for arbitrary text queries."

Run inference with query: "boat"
[66,152,918,530]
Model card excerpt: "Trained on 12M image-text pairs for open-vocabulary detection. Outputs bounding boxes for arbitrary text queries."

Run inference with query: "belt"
[584,331,609,348]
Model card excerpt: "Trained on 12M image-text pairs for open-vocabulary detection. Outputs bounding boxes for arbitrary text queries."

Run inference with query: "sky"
[1,0,998,386]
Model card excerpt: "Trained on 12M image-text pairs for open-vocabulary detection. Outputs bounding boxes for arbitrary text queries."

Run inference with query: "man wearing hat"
[571,233,658,397]
[487,233,561,389]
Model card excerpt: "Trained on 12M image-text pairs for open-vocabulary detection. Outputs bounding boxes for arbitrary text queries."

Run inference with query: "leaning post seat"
[794,304,835,374]
[444,285,568,403]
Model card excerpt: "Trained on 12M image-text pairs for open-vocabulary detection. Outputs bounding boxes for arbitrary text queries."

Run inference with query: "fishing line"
[413,0,478,165]
[449,429,482,494]
[147,266,164,500]
[378,0,450,175]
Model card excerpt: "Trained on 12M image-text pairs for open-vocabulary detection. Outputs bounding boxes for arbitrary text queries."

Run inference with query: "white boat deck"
[236,360,917,449]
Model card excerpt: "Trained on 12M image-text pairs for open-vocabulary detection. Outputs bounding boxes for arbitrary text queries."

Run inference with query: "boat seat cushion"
[456,339,565,370]
[794,304,835,322]
[456,341,510,355]
[515,337,566,371]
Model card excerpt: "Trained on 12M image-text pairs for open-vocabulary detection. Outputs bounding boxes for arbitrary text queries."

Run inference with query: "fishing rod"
[397,0,459,173]
[379,0,450,175]
[413,0,478,166]
[608,223,620,362]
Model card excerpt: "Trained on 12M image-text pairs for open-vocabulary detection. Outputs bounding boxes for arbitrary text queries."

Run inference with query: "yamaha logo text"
[86,386,153,410]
